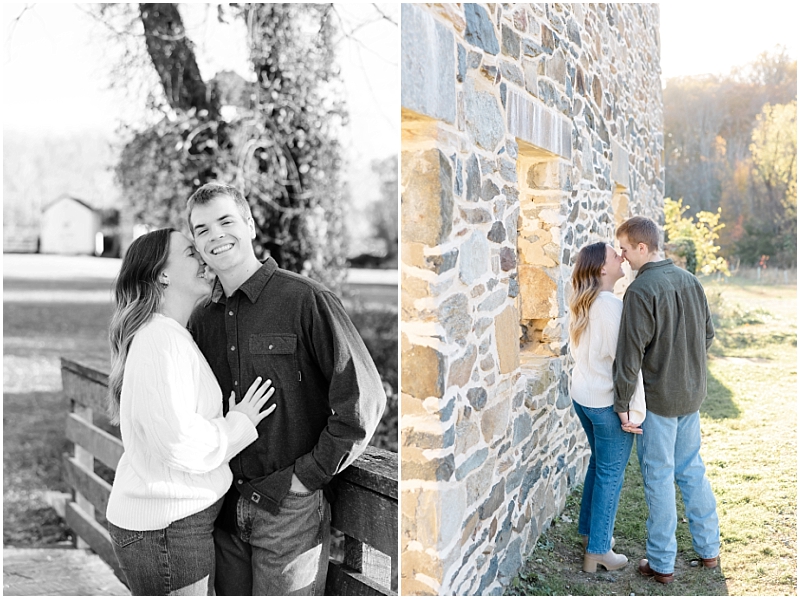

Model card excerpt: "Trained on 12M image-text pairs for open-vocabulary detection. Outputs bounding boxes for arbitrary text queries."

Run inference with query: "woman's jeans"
[637,410,720,573]
[573,401,634,554]
[107,499,223,596]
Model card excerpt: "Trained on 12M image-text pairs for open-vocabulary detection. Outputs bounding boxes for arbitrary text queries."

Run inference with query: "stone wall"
[400,3,664,595]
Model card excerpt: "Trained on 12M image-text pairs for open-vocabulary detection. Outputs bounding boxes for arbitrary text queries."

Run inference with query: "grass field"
[3,255,397,546]
[506,277,797,596]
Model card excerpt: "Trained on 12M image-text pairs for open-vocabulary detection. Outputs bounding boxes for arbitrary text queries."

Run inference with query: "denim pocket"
[108,523,145,548]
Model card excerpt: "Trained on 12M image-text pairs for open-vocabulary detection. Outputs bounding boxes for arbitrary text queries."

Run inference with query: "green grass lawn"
[506,278,797,596]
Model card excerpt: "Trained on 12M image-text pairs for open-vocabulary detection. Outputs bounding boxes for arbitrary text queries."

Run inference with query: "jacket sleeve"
[291,290,387,492]
[613,289,655,413]
[704,293,715,351]
[126,329,258,474]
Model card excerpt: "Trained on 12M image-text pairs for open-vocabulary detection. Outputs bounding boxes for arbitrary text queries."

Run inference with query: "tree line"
[664,47,797,268]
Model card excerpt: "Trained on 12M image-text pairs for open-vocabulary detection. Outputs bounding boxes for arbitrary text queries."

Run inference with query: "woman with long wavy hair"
[568,241,645,574]
[105,228,276,595]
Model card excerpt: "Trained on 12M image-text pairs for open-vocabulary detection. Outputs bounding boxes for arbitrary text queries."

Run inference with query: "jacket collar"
[208,257,278,305]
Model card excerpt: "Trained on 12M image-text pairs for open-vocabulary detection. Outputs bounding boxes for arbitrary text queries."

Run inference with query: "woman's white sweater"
[106,314,258,531]
[569,291,646,423]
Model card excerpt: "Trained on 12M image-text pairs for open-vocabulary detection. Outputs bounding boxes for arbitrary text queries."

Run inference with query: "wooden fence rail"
[60,357,398,595]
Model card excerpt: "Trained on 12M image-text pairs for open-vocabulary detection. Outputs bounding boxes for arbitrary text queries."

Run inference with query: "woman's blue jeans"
[107,499,223,596]
[573,401,634,554]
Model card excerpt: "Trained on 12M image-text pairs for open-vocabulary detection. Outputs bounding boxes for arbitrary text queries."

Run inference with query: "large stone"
[507,89,572,159]
[402,340,445,398]
[488,221,506,243]
[477,289,506,312]
[401,4,456,123]
[447,344,477,389]
[467,387,488,410]
[459,231,490,285]
[479,480,506,519]
[426,248,459,274]
[481,178,500,201]
[499,61,524,87]
[499,246,516,271]
[402,447,455,481]
[481,397,510,442]
[464,78,505,152]
[501,24,520,58]
[461,207,493,224]
[465,154,481,202]
[456,447,489,481]
[439,293,471,344]
[512,411,533,445]
[494,305,520,373]
[518,266,558,319]
[401,148,453,247]
[464,3,499,55]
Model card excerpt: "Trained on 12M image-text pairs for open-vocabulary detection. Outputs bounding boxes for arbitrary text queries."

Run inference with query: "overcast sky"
[1,2,399,164]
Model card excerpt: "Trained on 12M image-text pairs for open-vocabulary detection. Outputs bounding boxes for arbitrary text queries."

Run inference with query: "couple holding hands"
[568,216,720,584]
[103,182,387,595]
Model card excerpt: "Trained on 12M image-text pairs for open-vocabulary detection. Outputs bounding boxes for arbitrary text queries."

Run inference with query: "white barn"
[40,195,102,255]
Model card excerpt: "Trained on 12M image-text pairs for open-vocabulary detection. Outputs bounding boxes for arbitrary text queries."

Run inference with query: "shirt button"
[234,381,238,386]
[268,344,274,350]
[237,479,243,485]
[228,311,234,316]
[230,346,235,351]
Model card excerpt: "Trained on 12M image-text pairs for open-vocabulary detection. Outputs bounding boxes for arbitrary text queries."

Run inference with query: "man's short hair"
[616,216,660,252]
[186,182,252,230]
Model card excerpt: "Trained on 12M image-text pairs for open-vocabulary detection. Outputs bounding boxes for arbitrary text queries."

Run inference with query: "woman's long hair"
[108,228,174,424]
[568,242,608,347]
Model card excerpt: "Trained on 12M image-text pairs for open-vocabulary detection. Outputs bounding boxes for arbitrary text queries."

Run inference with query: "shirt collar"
[637,258,673,275]
[207,257,278,305]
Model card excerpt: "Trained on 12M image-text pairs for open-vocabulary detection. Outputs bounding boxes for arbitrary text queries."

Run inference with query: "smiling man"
[613,216,720,585]
[185,182,386,596]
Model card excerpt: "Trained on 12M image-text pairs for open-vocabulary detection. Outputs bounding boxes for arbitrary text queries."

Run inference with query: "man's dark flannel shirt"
[188,258,386,524]
[613,259,715,418]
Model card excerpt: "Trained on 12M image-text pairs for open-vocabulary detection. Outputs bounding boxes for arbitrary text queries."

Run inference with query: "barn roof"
[42,194,98,213]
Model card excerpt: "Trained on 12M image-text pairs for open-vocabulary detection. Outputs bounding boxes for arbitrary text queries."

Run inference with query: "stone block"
[456,447,489,481]
[467,387,488,410]
[518,266,558,319]
[438,292,471,344]
[477,289,505,312]
[456,418,481,456]
[402,340,445,399]
[401,4,456,123]
[464,3,499,55]
[464,77,505,152]
[401,148,453,247]
[481,397,510,442]
[402,446,455,481]
[459,231,490,285]
[447,344,477,389]
[494,305,520,374]
[507,90,572,160]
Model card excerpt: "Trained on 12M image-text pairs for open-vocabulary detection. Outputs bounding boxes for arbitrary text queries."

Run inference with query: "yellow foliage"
[664,198,730,276]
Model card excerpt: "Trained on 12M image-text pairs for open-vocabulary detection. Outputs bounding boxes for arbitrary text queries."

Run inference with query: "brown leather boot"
[638,558,675,584]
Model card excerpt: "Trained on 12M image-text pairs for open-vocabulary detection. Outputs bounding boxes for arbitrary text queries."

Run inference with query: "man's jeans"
[637,410,720,573]
[108,498,222,596]
[214,489,330,596]
[573,401,634,554]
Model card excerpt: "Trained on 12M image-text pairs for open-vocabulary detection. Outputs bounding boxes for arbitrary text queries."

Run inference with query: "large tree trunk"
[138,3,217,117]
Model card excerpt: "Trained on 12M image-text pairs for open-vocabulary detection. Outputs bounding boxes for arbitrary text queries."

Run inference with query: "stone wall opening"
[516,141,570,361]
